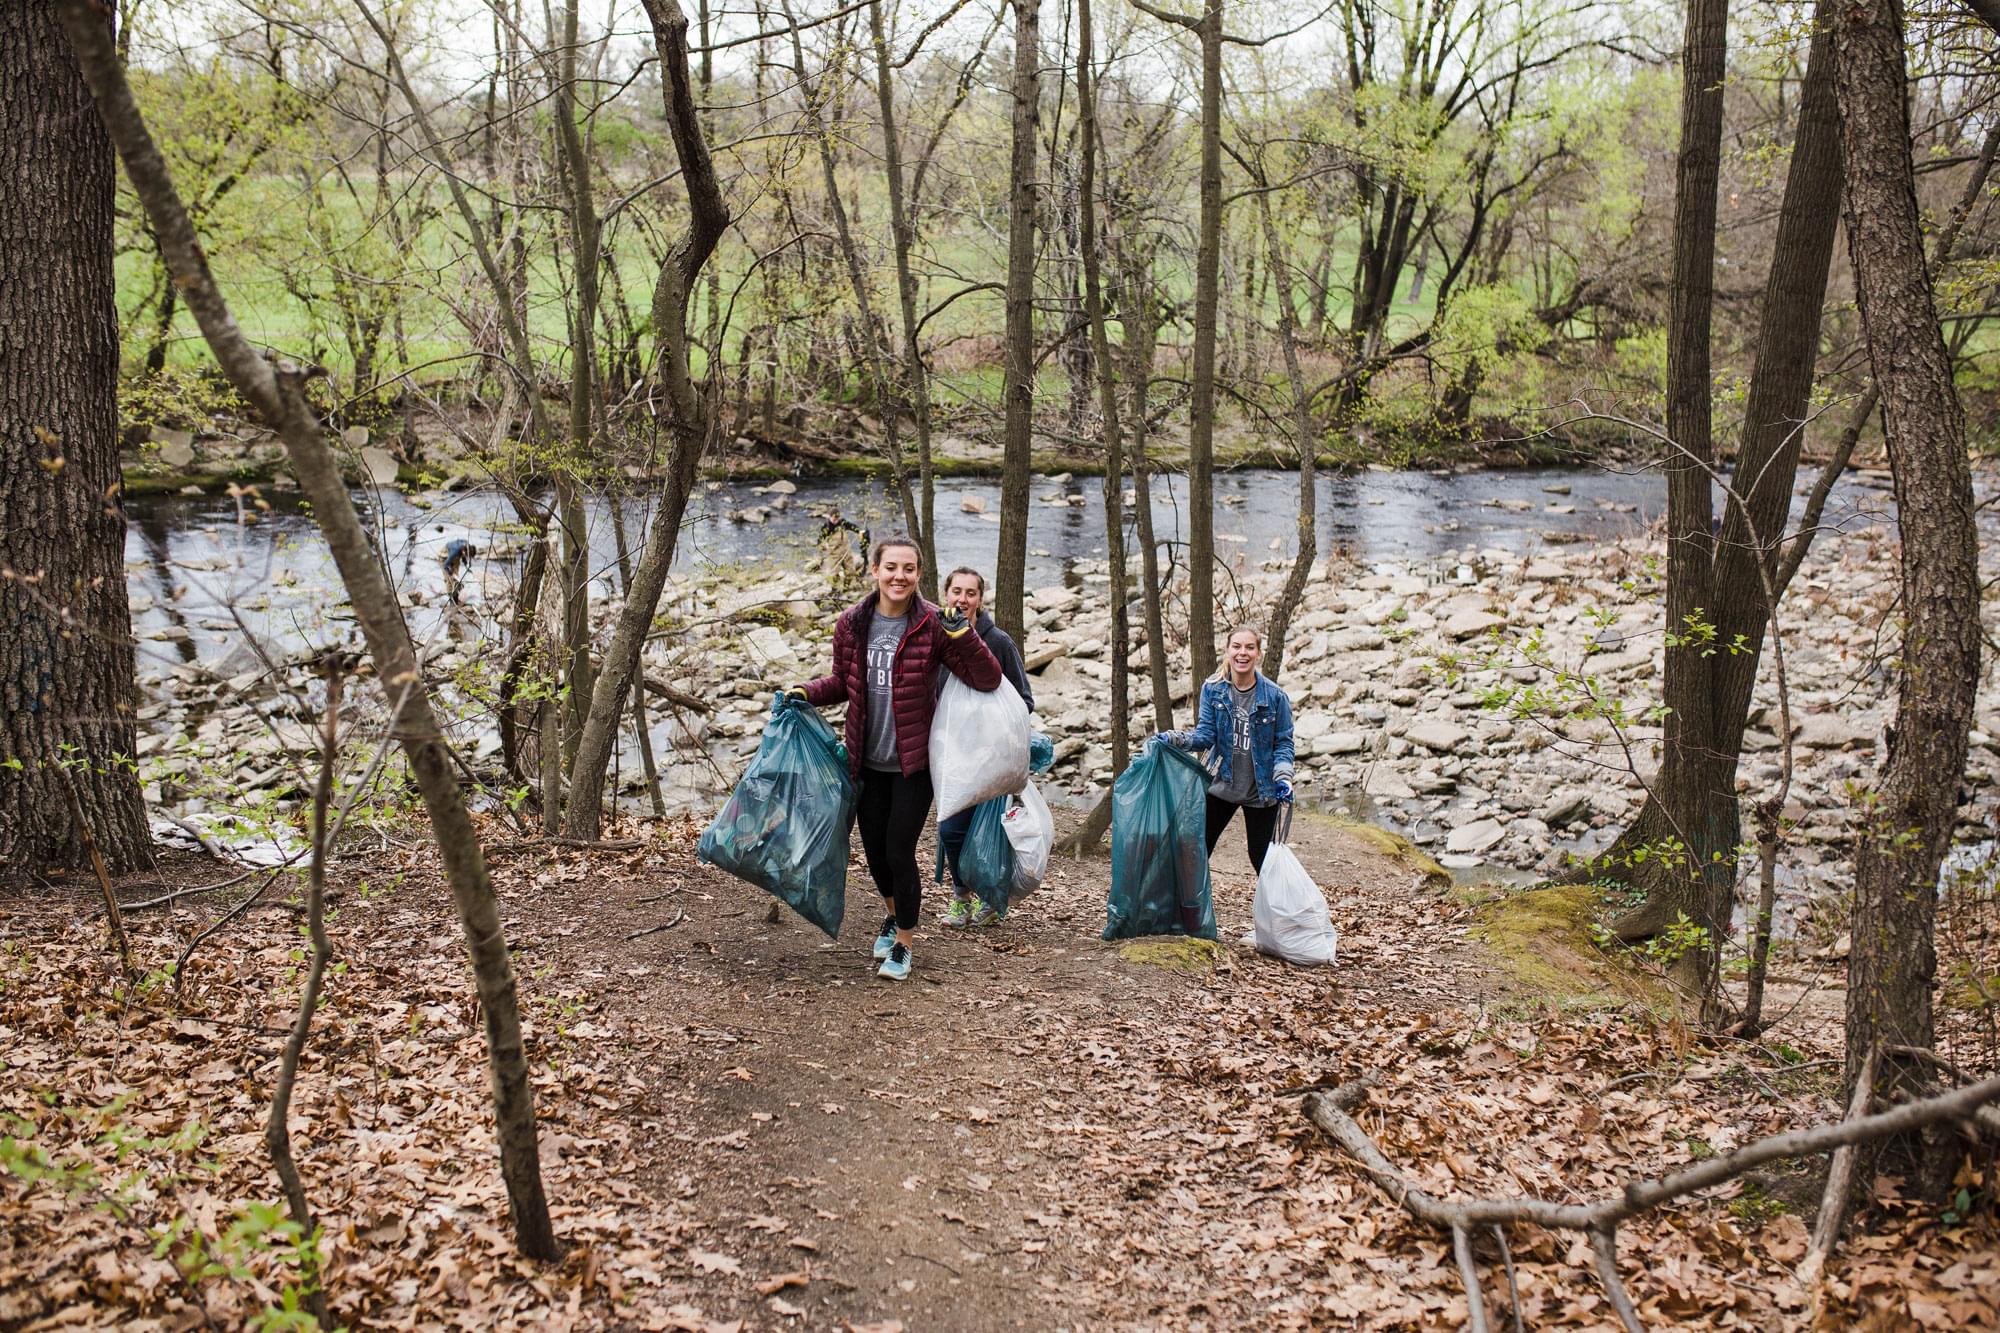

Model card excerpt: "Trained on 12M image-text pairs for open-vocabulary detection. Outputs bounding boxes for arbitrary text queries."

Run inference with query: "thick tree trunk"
[1834,0,1983,1190]
[61,0,559,1258]
[1609,3,1843,959]
[1609,0,1731,997]
[993,0,1041,645]
[0,1,150,878]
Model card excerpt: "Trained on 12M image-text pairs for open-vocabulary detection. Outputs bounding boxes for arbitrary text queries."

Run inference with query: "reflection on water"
[123,463,1901,668]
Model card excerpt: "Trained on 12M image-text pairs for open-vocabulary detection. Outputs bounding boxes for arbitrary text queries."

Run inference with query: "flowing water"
[125,463,1903,668]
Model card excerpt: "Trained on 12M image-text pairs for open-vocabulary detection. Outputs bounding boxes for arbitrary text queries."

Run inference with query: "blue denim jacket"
[1167,674,1296,803]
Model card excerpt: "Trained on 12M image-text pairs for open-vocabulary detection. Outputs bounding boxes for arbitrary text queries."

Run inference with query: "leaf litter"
[1,807,1994,1330]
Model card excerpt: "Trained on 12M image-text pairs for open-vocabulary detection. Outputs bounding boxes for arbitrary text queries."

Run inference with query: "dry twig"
[60,764,133,976]
[1798,1045,1877,1287]
[265,660,342,1328]
[1303,1067,2000,1330]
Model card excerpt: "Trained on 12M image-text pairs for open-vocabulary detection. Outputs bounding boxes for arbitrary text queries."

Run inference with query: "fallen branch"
[625,909,688,940]
[1798,1046,1877,1287]
[1303,1068,2000,1331]
[159,810,250,865]
[642,675,713,715]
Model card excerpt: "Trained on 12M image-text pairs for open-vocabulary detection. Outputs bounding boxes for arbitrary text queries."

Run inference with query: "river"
[124,463,1902,669]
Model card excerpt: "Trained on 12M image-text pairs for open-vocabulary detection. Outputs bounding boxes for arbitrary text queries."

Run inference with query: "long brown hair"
[869,534,923,568]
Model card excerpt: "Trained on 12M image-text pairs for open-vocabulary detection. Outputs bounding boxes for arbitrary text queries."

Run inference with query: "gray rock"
[1537,789,1590,827]
[1317,731,1367,755]
[359,446,401,487]
[152,427,197,468]
[1794,713,1877,750]
[1363,767,1417,800]
[1445,818,1506,855]
[1405,719,1469,753]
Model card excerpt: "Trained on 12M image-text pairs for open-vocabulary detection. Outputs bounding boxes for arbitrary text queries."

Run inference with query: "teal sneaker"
[940,897,974,928]
[877,941,912,981]
[872,915,899,961]
[971,901,1005,927]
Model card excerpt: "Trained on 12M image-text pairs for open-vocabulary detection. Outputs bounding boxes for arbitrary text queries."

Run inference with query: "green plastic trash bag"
[1103,739,1216,940]
[698,696,855,938]
[953,795,1016,913]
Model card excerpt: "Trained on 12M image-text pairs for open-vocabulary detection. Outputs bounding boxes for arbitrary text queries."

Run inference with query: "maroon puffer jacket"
[801,593,1002,779]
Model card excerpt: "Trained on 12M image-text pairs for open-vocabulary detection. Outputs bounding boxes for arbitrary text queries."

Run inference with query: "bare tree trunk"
[1834,0,1983,1193]
[868,0,940,587]
[61,1,560,1259]
[1142,0,1226,688]
[610,498,665,817]
[1609,5,1841,956]
[0,1,150,877]
[267,662,339,1329]
[549,0,601,782]
[564,0,727,838]
[1616,0,1730,1001]
[782,1,926,570]
[1252,186,1317,681]
[993,0,1041,644]
[1075,0,1128,776]
[1126,257,1174,731]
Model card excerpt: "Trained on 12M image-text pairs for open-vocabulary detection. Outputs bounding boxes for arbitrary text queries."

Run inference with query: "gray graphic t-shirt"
[1210,684,1268,806]
[864,611,909,771]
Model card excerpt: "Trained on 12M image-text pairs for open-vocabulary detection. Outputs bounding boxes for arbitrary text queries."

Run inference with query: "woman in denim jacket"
[1157,625,1296,873]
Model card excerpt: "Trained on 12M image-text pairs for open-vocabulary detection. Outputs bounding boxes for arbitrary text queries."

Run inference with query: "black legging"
[1206,795,1279,874]
[856,767,934,930]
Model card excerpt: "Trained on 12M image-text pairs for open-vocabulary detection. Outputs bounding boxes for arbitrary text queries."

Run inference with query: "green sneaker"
[940,897,975,928]
[971,901,1005,927]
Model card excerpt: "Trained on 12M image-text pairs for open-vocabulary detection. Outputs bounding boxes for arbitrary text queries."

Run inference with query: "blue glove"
[1275,778,1294,803]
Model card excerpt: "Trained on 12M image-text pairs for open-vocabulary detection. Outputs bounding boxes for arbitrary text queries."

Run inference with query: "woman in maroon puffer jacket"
[790,535,1002,981]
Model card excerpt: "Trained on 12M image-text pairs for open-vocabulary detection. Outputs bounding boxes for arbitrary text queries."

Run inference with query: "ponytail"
[1208,624,1265,683]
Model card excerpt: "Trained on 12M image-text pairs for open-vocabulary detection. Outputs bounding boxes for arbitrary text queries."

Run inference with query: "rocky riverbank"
[135,494,1998,937]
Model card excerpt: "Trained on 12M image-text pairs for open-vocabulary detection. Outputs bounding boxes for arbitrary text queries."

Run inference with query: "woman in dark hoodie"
[935,566,1033,927]
[791,537,1003,979]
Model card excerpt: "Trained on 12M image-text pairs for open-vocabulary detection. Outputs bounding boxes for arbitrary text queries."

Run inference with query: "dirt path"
[501,808,1499,1330]
[16,806,1992,1331]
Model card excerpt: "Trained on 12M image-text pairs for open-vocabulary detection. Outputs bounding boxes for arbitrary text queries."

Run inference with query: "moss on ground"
[1470,883,1676,1012]
[1116,937,1222,972]
[1332,818,1451,888]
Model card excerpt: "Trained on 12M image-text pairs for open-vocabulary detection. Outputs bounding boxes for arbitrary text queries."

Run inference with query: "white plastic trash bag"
[1252,841,1338,965]
[1003,781,1054,897]
[930,673,1030,819]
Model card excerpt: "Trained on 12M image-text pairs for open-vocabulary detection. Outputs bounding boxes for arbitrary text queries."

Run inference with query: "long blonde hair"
[1207,624,1264,684]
